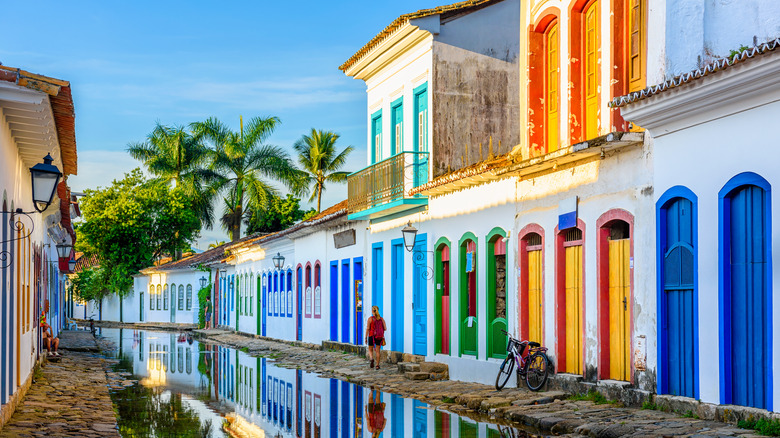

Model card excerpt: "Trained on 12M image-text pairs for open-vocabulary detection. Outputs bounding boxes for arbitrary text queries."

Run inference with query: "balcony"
[347,151,429,221]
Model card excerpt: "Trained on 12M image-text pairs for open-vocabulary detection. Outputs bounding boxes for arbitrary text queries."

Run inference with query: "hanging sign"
[466,251,474,272]
[558,196,578,230]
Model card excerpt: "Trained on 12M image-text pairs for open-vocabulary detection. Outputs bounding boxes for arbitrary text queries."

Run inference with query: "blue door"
[727,184,769,409]
[354,259,363,345]
[391,241,404,352]
[341,260,350,344]
[330,261,338,341]
[297,267,303,341]
[413,399,427,437]
[662,197,696,397]
[372,244,383,314]
[413,234,428,356]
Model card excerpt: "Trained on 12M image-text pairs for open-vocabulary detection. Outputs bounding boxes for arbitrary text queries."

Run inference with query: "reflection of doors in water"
[727,184,768,409]
[413,399,427,437]
[413,235,427,356]
[391,394,404,437]
[608,221,631,381]
[564,228,583,374]
[662,197,696,397]
[434,409,450,438]
[341,381,349,438]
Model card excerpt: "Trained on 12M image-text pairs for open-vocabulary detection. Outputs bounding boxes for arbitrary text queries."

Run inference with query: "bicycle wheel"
[495,353,515,391]
[525,352,549,391]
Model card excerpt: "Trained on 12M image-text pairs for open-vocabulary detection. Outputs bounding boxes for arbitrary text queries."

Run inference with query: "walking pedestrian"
[365,306,386,370]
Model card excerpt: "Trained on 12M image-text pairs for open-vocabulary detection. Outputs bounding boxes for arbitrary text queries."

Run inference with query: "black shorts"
[368,336,384,347]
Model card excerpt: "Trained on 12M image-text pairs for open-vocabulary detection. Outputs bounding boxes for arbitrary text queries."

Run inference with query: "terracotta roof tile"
[339,0,499,72]
[610,38,780,108]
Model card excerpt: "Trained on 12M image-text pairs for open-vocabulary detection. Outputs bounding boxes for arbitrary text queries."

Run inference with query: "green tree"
[244,193,316,234]
[127,123,217,230]
[193,116,303,241]
[73,169,200,299]
[293,128,354,212]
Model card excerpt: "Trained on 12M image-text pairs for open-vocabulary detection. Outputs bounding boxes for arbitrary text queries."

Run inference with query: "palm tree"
[127,123,217,229]
[293,129,354,213]
[192,116,302,242]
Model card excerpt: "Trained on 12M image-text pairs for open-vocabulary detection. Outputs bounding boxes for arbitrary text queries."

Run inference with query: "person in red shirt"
[365,306,386,370]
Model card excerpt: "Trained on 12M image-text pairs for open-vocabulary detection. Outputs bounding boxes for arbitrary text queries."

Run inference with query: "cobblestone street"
[197,328,759,438]
[0,331,118,438]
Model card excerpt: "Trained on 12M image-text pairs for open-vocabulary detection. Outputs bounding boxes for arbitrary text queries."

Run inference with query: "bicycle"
[495,329,550,391]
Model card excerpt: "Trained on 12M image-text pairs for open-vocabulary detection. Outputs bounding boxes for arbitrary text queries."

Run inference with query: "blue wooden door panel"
[330,262,338,341]
[729,185,767,409]
[413,235,427,356]
[341,260,350,344]
[662,197,696,398]
[391,243,404,352]
[392,394,404,437]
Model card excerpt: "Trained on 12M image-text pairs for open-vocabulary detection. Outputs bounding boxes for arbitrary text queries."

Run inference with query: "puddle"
[101,328,547,437]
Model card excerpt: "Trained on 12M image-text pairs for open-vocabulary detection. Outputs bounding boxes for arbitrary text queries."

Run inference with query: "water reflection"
[103,328,542,438]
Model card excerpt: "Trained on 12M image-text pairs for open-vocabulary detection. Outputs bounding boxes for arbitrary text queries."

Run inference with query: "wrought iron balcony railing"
[347,151,429,214]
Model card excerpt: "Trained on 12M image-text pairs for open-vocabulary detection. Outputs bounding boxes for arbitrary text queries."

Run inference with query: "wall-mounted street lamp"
[1,154,64,269]
[401,221,418,252]
[199,276,207,288]
[272,252,285,270]
[55,241,72,259]
[68,257,77,273]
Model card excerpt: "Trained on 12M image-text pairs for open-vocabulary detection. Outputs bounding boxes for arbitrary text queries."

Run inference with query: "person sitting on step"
[41,322,60,356]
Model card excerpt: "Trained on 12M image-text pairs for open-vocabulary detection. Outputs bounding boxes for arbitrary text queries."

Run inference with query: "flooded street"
[102,328,538,437]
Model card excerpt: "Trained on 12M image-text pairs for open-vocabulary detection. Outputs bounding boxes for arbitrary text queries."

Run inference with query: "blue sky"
[0,1,445,247]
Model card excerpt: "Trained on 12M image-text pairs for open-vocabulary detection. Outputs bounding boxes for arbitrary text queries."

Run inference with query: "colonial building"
[0,66,78,425]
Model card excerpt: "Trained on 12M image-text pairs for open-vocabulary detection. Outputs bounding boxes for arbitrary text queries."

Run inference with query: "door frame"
[486,227,508,359]
[329,261,338,341]
[353,257,364,346]
[596,209,634,381]
[656,186,699,398]
[434,237,452,355]
[718,172,773,409]
[391,239,405,352]
[555,219,586,375]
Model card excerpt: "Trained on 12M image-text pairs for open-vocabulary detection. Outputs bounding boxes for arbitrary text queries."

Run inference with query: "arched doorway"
[459,233,478,357]
[435,239,451,355]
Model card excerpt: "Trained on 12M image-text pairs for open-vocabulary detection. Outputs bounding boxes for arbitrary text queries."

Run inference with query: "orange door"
[584,1,600,139]
[546,23,559,152]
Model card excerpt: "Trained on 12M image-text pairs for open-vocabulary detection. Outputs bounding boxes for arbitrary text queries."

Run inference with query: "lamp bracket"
[0,210,35,269]
[410,249,435,281]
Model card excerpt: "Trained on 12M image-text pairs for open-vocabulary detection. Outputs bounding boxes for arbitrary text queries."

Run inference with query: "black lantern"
[272,252,285,270]
[199,276,207,288]
[68,257,77,272]
[55,241,72,259]
[401,221,418,252]
[30,153,62,212]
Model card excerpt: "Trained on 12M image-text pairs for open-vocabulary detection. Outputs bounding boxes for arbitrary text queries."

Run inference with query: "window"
[156,285,161,310]
[250,273,255,316]
[314,263,321,318]
[279,272,286,318]
[268,274,273,316]
[546,21,560,152]
[305,264,312,318]
[414,84,428,153]
[178,284,184,310]
[391,97,403,155]
[287,269,293,317]
[627,0,646,92]
[150,285,154,310]
[186,285,192,311]
[371,110,382,163]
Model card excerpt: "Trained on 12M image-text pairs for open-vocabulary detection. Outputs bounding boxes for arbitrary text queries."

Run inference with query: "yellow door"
[528,249,543,343]
[546,23,559,152]
[608,239,631,380]
[564,245,583,374]
[584,1,599,140]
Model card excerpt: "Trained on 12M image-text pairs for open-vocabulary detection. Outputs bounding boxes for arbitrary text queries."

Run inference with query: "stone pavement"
[198,329,759,437]
[0,331,119,437]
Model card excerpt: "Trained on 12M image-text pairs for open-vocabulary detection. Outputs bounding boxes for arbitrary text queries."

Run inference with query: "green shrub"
[738,418,780,436]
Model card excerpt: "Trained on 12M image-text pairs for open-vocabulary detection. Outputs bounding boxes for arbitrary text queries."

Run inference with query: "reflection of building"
[0,65,79,425]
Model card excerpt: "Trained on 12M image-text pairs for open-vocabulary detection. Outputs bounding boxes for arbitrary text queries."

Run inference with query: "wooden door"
[564,245,582,374]
[584,0,599,139]
[608,238,631,381]
[528,249,543,343]
[546,23,559,152]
